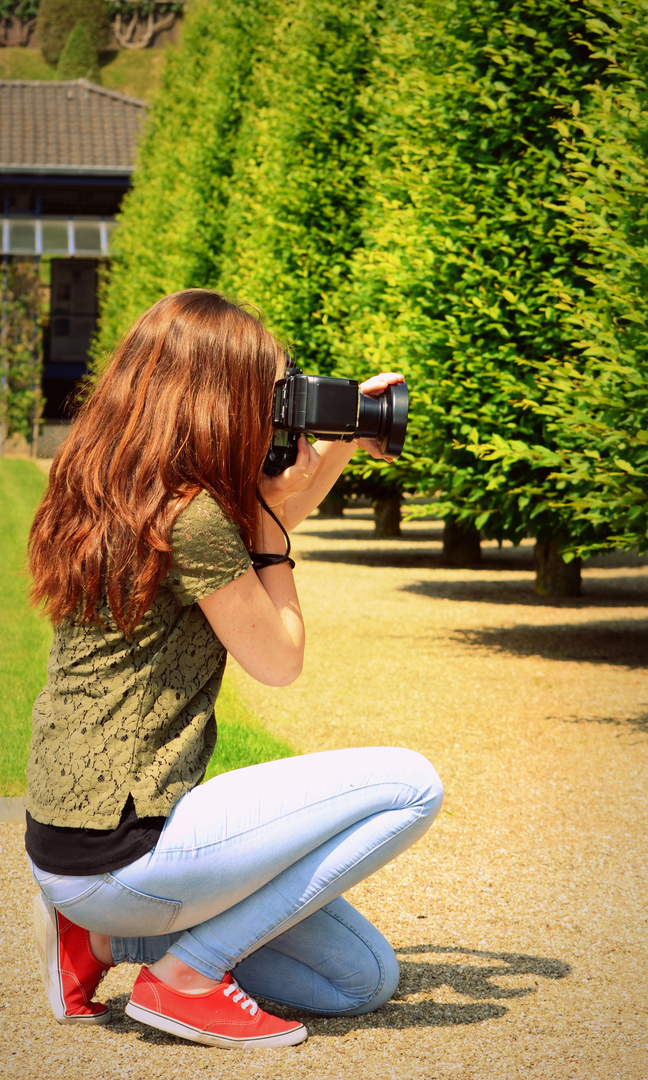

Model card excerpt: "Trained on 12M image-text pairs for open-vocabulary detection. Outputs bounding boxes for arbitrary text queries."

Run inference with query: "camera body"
[263,365,409,476]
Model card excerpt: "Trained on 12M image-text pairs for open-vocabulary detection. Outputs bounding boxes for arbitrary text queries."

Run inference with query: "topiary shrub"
[0,259,43,449]
[36,0,111,67]
[57,19,102,83]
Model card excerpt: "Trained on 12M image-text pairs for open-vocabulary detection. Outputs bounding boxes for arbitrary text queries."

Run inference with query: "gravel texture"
[2,509,647,1080]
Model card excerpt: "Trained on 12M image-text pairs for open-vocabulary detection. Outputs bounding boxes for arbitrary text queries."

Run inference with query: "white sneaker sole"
[125,998,307,1049]
[33,893,111,1026]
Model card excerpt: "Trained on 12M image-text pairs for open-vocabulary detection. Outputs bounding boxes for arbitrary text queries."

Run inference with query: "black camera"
[263,364,409,476]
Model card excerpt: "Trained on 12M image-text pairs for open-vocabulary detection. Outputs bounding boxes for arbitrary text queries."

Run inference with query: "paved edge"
[0,797,26,823]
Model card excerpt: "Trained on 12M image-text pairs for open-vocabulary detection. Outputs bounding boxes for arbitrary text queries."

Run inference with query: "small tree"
[0,0,39,45]
[217,0,380,376]
[468,2,648,560]
[337,0,618,594]
[57,20,102,82]
[215,0,407,536]
[0,260,43,455]
[36,0,110,67]
[109,1,185,50]
[95,0,280,362]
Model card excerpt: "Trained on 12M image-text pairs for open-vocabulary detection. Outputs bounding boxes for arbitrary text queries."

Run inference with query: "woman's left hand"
[257,371,405,525]
[356,371,405,460]
[258,434,322,511]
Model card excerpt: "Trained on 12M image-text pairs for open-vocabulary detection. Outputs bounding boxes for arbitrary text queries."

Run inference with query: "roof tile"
[0,79,147,173]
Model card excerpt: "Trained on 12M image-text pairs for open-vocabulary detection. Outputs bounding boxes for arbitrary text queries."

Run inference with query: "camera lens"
[264,372,409,475]
[356,382,409,457]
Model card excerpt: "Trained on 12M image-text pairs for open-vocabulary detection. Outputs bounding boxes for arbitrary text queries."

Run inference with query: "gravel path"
[2,509,647,1080]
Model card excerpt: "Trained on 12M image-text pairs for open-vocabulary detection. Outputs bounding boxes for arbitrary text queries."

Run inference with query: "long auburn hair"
[29,289,282,633]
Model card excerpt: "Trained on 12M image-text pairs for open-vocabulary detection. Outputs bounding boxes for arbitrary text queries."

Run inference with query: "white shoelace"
[223,978,259,1016]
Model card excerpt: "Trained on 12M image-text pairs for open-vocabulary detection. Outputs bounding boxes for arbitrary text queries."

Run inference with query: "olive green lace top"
[25,491,251,829]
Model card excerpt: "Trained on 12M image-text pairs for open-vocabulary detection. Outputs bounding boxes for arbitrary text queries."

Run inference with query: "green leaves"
[216,0,382,373]
[94,0,648,556]
[0,261,43,442]
[36,0,111,66]
[334,0,648,550]
[0,0,39,19]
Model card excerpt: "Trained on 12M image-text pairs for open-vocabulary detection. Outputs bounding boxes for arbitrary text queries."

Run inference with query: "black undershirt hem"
[25,795,166,875]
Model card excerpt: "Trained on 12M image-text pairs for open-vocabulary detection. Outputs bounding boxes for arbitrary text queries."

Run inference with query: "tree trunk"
[534,535,582,597]
[317,491,346,518]
[372,496,401,538]
[113,10,177,49]
[0,16,36,46]
[443,520,481,565]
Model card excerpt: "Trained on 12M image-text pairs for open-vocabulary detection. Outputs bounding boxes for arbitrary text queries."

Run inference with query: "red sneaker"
[33,893,111,1025]
[125,968,308,1049]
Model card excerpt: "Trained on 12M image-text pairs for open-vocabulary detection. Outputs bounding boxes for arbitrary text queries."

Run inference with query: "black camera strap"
[251,493,295,571]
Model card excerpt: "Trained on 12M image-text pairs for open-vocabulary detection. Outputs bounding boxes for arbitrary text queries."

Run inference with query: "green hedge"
[470,2,648,556]
[94,0,279,361]
[217,0,381,375]
[36,0,110,66]
[56,19,101,82]
[95,0,648,561]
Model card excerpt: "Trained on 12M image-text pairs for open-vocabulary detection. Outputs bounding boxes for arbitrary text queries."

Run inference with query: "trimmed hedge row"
[94,0,648,574]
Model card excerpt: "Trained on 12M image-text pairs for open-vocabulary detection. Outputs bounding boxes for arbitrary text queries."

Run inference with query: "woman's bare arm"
[198,510,304,687]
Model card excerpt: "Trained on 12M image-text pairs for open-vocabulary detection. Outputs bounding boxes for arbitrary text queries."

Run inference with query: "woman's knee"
[421,760,444,830]
[316,898,401,1016]
[388,746,444,827]
[340,935,400,1016]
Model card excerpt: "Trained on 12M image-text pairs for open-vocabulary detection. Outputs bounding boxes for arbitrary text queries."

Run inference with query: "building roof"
[0,79,148,176]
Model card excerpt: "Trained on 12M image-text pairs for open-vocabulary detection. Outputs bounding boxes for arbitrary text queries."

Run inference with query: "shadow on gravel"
[304,549,648,593]
[452,621,648,668]
[107,945,570,1042]
[394,943,570,1003]
[308,943,570,1034]
[303,549,529,571]
[304,523,445,544]
[566,712,648,735]
[403,579,648,607]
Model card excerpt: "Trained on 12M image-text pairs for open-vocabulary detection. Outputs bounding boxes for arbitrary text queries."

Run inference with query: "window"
[1,218,114,256]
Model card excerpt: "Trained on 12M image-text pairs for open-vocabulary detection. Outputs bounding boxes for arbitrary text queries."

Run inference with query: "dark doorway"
[43,258,99,419]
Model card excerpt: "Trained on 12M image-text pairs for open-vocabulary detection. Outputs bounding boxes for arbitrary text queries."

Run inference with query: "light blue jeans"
[31,747,443,1016]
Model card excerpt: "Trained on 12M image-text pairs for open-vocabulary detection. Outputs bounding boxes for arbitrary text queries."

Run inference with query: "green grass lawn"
[0,459,53,795]
[0,458,295,796]
[0,46,168,101]
[204,679,296,782]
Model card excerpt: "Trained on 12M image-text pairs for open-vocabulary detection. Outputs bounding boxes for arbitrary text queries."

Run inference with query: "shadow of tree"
[302,521,648,570]
[106,944,570,1041]
[566,712,648,735]
[305,521,648,564]
[304,522,446,545]
[403,579,648,608]
[303,546,648,599]
[452,621,648,668]
[303,547,461,569]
